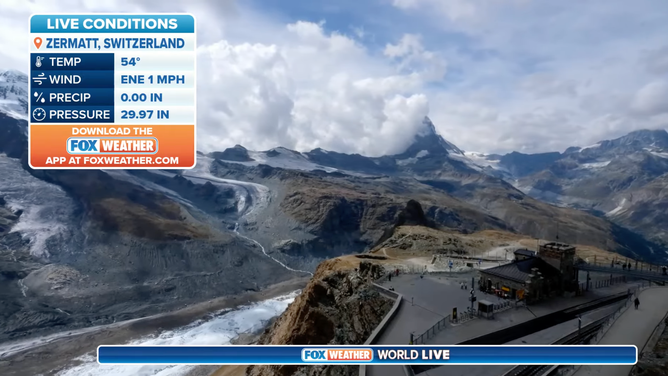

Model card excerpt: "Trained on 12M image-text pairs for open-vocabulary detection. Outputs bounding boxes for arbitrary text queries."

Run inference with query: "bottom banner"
[97,345,637,365]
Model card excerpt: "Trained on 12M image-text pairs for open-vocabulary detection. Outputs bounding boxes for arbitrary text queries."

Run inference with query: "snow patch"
[463,151,508,172]
[580,143,601,151]
[448,152,483,171]
[56,291,300,376]
[415,150,429,158]
[221,148,339,173]
[580,161,611,169]
[651,151,668,159]
[606,198,628,217]
[396,150,429,166]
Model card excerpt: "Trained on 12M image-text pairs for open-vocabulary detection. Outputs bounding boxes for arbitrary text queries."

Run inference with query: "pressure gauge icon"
[32,107,46,122]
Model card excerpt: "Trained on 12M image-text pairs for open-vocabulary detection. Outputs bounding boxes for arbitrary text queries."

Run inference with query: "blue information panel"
[29,14,196,169]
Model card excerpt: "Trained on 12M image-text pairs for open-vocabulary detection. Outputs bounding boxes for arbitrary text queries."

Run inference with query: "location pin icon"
[34,37,42,49]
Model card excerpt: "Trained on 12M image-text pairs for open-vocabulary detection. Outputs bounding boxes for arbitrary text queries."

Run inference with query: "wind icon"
[32,73,46,85]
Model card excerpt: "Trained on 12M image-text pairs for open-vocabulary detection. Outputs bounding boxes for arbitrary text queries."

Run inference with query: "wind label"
[28,14,197,169]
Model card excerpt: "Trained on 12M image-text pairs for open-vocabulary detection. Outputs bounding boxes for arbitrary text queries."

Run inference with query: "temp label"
[28,14,197,169]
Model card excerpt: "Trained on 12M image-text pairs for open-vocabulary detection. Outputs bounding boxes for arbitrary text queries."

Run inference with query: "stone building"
[478,257,561,303]
[538,242,579,292]
[478,242,579,304]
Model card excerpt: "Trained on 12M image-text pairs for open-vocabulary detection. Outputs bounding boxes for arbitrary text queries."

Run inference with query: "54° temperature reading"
[120,57,141,66]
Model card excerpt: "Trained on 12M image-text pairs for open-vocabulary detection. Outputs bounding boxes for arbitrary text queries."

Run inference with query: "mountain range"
[0,69,666,345]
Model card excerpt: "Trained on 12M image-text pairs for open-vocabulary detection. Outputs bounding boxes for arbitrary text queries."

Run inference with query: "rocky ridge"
[246,260,391,376]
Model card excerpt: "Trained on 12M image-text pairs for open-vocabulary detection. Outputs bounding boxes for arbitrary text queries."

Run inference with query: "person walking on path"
[634,297,640,310]
[388,272,392,282]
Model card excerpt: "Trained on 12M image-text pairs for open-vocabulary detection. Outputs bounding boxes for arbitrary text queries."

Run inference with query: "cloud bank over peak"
[196,20,443,156]
[1,0,668,156]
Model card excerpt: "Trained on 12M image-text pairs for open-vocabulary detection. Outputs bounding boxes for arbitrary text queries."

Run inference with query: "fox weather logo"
[67,138,100,154]
[302,349,327,362]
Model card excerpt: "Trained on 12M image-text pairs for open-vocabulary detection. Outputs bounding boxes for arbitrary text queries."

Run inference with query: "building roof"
[514,249,536,257]
[480,257,560,284]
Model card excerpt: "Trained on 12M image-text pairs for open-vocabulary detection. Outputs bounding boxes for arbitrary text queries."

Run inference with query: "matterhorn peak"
[394,116,464,158]
[417,116,438,137]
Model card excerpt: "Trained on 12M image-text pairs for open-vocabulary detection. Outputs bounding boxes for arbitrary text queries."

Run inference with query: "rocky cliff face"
[246,260,392,376]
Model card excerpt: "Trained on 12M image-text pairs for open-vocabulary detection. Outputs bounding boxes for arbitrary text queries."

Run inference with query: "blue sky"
[1,0,667,155]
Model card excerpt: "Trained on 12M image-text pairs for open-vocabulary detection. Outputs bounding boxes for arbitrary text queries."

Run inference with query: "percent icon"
[33,92,45,103]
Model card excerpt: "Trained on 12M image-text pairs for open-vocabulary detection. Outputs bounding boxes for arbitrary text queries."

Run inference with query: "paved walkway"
[418,302,625,376]
[367,273,485,376]
[573,287,668,376]
[366,273,645,376]
[425,281,644,346]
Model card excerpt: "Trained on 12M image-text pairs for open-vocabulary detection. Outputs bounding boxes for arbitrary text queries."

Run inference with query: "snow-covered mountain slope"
[506,129,668,247]
[0,70,29,122]
[211,116,490,177]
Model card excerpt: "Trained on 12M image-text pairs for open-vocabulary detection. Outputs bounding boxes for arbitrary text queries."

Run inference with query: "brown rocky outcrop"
[246,260,392,376]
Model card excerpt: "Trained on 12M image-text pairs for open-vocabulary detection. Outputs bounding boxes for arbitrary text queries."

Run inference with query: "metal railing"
[585,275,627,290]
[414,299,516,344]
[493,300,513,312]
[580,260,665,273]
[413,314,451,344]
[553,282,651,376]
[578,261,668,282]
[374,264,428,283]
[452,310,477,324]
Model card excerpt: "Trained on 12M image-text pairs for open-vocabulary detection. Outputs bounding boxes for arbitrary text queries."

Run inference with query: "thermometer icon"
[35,56,43,68]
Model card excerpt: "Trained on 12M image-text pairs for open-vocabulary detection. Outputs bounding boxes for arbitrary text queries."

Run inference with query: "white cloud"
[630,80,668,117]
[384,34,447,82]
[392,0,668,153]
[196,21,438,156]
